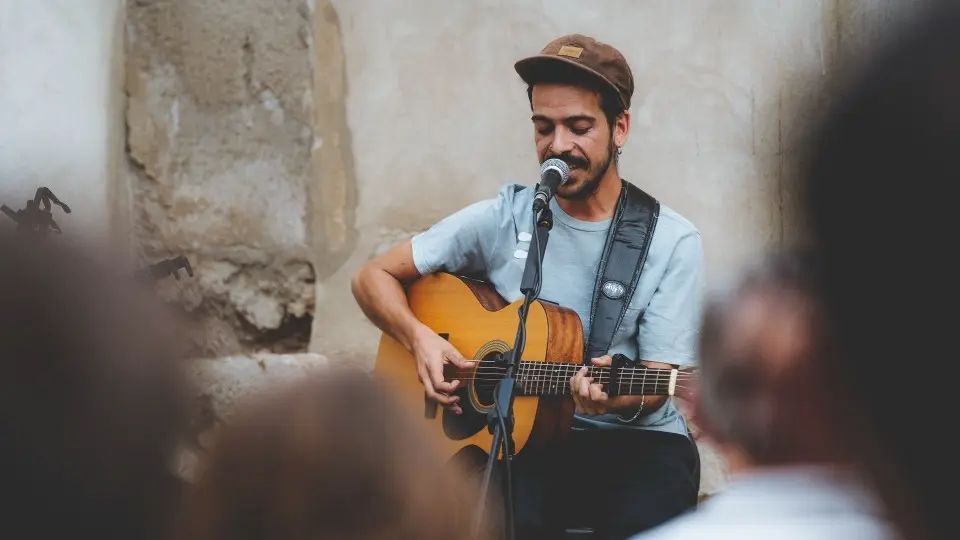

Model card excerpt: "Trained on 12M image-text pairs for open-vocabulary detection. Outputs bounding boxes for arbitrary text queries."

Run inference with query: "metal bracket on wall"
[1,187,72,238]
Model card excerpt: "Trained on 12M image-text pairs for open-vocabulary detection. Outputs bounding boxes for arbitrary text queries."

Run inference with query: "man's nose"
[549,128,575,155]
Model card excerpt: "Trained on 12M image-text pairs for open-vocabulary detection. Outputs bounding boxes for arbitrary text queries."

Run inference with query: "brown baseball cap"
[515,34,634,110]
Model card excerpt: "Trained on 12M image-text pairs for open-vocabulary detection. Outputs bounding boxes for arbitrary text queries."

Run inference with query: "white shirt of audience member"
[631,465,899,540]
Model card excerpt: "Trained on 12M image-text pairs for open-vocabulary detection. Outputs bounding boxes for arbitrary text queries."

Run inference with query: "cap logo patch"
[557,45,583,58]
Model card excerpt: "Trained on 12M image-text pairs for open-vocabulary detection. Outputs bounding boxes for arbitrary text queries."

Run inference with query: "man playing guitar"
[352,34,703,539]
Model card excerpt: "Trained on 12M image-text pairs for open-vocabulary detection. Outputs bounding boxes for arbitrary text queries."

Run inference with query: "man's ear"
[614,110,631,149]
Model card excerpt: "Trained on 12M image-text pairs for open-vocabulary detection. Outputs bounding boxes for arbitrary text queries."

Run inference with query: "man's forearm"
[351,265,426,353]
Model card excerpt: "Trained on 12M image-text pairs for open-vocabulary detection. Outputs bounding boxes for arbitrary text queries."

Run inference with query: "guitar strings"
[449,375,696,382]
[459,364,696,373]
[455,363,696,372]
[454,382,696,394]
[452,370,697,379]
[458,374,697,382]
[458,376,694,384]
[462,381,692,391]
[452,378,694,387]
[451,366,696,381]
[464,365,696,375]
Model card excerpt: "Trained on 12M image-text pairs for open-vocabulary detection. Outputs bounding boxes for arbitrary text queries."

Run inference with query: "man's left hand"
[570,355,645,416]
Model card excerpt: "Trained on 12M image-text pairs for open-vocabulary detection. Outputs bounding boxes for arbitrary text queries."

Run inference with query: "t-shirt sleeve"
[410,192,508,278]
[637,230,704,366]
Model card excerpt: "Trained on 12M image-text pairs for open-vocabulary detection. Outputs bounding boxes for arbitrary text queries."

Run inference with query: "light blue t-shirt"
[411,182,704,437]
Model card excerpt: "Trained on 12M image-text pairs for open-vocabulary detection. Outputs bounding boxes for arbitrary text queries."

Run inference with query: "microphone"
[532,158,571,212]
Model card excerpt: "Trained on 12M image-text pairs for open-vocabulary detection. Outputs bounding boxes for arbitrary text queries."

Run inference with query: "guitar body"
[373,273,584,461]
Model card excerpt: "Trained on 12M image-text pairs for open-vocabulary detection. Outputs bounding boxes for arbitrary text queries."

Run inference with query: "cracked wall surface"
[123,0,356,357]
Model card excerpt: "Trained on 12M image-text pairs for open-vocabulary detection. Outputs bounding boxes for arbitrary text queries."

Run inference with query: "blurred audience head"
[695,247,845,470]
[174,367,491,540]
[0,232,192,539]
[798,1,960,537]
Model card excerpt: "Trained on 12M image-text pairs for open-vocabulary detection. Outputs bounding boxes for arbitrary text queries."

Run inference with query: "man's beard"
[548,139,616,201]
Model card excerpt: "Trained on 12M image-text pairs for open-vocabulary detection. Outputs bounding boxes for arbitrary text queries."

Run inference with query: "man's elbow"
[350,262,374,301]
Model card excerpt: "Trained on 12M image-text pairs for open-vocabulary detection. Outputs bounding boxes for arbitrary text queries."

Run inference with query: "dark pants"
[483,428,700,540]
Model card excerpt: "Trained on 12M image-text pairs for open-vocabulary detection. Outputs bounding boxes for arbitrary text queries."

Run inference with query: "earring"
[616,146,623,155]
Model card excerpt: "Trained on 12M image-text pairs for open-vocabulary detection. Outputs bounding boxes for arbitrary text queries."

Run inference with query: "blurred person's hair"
[798,1,960,537]
[0,232,192,539]
[695,247,843,465]
[174,367,493,540]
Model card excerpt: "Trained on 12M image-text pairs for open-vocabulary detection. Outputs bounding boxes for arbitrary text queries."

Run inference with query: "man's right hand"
[411,325,475,415]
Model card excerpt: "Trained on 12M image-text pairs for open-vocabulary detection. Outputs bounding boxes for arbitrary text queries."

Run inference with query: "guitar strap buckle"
[584,180,659,363]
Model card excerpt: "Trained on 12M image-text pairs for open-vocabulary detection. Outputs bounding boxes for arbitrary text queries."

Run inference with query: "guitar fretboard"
[479,360,678,397]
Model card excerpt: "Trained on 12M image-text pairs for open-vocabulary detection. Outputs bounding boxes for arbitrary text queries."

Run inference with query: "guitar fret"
[549,363,554,395]
[534,361,539,396]
[534,360,541,396]
[518,363,526,395]
[549,363,555,396]
[525,361,531,396]
[542,361,548,396]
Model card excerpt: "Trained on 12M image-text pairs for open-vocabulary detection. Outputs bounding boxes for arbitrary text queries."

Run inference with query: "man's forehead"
[531,83,601,108]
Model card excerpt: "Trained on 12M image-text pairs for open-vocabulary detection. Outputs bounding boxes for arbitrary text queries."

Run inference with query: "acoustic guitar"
[373,272,698,461]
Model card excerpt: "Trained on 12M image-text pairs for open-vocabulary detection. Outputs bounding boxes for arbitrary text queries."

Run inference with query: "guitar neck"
[511,361,683,398]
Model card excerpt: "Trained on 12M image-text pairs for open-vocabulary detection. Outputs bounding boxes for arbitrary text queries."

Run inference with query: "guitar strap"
[583,180,660,362]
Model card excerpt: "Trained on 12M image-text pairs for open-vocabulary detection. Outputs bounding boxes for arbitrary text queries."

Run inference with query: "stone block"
[176,352,329,481]
[124,0,357,357]
[187,352,329,423]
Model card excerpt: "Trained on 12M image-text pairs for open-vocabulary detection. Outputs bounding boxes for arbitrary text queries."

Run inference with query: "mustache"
[546,154,588,170]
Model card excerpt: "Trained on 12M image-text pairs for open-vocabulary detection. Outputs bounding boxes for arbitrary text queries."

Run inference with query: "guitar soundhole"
[471,349,504,408]
[441,340,510,441]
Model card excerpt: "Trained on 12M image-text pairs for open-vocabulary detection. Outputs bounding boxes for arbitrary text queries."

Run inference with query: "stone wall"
[123,0,356,357]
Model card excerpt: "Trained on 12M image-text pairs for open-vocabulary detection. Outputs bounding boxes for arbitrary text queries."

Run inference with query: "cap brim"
[514,54,627,109]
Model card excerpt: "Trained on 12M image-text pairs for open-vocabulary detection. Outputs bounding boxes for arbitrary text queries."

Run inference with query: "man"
[631,249,897,539]
[798,2,960,538]
[352,34,703,538]
[0,232,190,539]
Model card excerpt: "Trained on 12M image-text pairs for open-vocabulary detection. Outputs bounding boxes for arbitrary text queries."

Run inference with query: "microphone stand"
[472,199,553,540]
